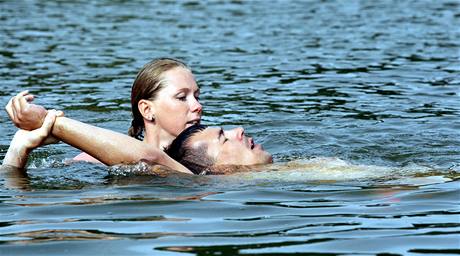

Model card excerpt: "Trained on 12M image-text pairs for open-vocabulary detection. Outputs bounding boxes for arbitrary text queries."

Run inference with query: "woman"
[3,58,201,172]
[74,58,202,162]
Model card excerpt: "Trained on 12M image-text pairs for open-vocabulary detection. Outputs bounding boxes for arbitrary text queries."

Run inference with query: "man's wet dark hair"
[165,124,215,175]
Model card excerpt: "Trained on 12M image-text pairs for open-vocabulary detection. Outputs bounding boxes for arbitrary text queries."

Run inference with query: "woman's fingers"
[20,109,58,150]
[37,109,57,140]
[38,110,60,145]
[43,135,60,145]
[26,110,57,149]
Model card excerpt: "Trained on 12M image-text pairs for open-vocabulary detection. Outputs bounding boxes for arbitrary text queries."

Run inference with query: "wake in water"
[218,157,454,187]
[104,157,454,187]
[1,155,455,191]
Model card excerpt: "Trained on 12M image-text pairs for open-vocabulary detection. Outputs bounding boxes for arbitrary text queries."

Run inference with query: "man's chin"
[261,153,273,164]
[253,152,273,164]
[256,148,273,164]
[266,154,273,163]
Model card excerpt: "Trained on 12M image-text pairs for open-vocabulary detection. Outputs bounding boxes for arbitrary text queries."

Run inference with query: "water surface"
[1,0,459,255]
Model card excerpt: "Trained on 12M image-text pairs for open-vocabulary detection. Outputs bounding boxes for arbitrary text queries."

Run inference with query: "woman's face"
[152,67,202,137]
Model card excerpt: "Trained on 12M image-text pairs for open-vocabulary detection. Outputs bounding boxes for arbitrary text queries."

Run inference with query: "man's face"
[187,127,273,166]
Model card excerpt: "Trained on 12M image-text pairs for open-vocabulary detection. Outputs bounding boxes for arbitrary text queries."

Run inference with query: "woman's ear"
[138,99,156,122]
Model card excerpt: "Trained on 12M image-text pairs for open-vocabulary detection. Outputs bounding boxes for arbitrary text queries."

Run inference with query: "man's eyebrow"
[218,128,224,140]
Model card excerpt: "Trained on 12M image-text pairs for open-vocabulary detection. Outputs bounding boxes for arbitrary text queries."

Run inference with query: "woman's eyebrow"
[176,87,189,92]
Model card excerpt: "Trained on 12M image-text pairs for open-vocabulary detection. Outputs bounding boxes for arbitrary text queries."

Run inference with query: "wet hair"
[128,57,191,140]
[165,124,215,175]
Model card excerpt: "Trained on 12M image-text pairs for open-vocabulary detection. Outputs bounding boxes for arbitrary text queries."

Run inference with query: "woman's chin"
[185,121,200,129]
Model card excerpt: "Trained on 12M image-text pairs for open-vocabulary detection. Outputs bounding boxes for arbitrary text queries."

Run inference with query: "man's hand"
[2,110,63,168]
[5,90,49,130]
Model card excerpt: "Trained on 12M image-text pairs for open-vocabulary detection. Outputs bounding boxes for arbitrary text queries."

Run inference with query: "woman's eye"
[177,96,186,101]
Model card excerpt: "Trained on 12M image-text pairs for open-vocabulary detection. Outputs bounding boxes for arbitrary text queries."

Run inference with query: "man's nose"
[227,127,244,141]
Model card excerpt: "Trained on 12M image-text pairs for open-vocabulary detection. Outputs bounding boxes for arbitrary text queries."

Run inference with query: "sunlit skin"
[4,90,195,174]
[188,127,273,166]
[144,67,202,149]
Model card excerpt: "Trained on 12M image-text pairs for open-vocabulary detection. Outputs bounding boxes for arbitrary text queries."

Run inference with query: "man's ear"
[138,99,155,121]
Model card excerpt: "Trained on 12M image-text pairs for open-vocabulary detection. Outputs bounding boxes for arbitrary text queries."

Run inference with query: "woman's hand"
[14,109,64,150]
[2,110,63,168]
[5,90,49,130]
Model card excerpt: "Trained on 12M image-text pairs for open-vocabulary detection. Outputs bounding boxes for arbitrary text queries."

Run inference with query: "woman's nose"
[190,97,202,114]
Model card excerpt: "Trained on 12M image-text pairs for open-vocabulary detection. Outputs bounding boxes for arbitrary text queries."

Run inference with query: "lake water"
[0,0,459,255]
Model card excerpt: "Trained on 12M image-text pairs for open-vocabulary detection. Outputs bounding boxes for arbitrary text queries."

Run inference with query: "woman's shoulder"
[73,152,102,164]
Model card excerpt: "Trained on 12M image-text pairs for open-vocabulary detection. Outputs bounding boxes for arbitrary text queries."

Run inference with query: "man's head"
[165,124,273,174]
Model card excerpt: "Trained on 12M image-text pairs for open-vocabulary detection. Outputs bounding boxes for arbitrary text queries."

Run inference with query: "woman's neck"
[143,125,175,151]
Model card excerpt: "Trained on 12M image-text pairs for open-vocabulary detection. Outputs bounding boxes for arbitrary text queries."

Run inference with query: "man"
[2,92,272,174]
[165,124,273,174]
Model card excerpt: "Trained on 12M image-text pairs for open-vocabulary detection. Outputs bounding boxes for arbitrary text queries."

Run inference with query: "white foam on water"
[24,156,452,188]
[231,157,441,184]
[27,157,67,169]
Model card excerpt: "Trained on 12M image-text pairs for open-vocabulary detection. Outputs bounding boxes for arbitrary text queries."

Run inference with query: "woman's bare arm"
[51,117,191,173]
[5,91,192,174]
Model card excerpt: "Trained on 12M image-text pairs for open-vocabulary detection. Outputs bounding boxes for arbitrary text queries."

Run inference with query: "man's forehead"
[188,127,219,148]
